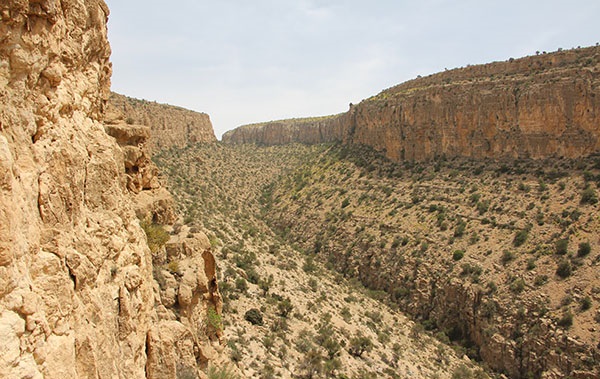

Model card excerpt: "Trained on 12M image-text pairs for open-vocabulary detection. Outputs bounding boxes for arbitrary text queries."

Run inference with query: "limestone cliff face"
[0,1,223,378]
[222,115,346,145]
[107,92,216,152]
[224,46,600,161]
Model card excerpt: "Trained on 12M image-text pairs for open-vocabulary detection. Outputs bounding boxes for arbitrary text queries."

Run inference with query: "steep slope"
[154,143,485,379]
[223,46,600,161]
[0,1,224,378]
[263,144,600,379]
[107,92,216,152]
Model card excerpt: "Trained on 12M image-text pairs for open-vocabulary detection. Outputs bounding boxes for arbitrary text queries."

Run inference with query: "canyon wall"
[107,92,216,152]
[0,1,223,378]
[224,46,600,161]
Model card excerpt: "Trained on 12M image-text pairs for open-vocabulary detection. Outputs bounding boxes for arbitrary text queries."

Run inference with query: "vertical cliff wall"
[107,92,216,152]
[223,46,600,161]
[0,1,223,378]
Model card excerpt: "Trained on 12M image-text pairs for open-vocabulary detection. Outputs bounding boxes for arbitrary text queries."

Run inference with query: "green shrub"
[141,220,170,254]
[556,259,572,278]
[501,250,515,264]
[348,332,373,357]
[235,278,248,293]
[581,296,592,311]
[578,242,591,257]
[244,308,263,326]
[454,220,467,237]
[510,278,526,293]
[580,186,598,205]
[207,306,223,334]
[513,229,528,247]
[534,275,548,286]
[207,364,239,379]
[557,311,573,328]
[555,239,569,255]
[277,297,294,318]
[452,250,465,261]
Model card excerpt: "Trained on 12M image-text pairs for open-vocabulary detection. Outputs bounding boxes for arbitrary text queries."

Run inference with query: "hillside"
[223,46,600,162]
[107,92,216,152]
[155,142,600,379]
[262,145,600,379]
[154,143,486,379]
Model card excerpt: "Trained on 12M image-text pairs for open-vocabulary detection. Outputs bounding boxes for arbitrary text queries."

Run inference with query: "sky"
[105,0,600,139]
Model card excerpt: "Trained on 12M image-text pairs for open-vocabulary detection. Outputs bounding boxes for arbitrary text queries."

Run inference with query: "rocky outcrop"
[107,92,216,152]
[224,46,600,161]
[222,115,346,145]
[0,1,224,378]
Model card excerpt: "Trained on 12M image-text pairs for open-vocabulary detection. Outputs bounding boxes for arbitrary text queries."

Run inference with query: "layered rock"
[224,46,600,161]
[0,1,224,378]
[222,115,346,145]
[107,92,216,152]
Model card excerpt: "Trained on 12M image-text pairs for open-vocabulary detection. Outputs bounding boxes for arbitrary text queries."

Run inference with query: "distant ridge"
[107,92,216,152]
[224,45,600,161]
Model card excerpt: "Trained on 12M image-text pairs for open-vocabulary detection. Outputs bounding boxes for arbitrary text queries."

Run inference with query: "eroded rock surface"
[0,1,225,378]
[224,46,600,161]
[107,92,216,152]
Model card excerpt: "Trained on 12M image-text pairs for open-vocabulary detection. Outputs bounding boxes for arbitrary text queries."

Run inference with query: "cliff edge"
[107,92,216,152]
[224,46,600,161]
[0,1,224,378]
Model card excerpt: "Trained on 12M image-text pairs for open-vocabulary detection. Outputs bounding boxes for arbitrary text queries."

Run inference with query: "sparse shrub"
[580,186,598,205]
[167,260,180,275]
[348,332,373,357]
[557,311,573,328]
[556,259,572,278]
[578,242,591,257]
[207,364,238,379]
[452,250,465,261]
[244,308,263,326]
[341,197,350,208]
[207,306,223,335]
[526,258,537,270]
[452,364,474,379]
[454,219,467,238]
[277,297,293,318]
[555,239,569,255]
[510,278,526,293]
[303,256,318,273]
[581,296,592,311]
[513,229,528,247]
[235,278,248,293]
[141,220,170,254]
[534,275,548,286]
[501,250,515,264]
[476,200,490,215]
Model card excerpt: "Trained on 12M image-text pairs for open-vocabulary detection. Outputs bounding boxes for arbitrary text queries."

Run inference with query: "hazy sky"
[105,0,600,139]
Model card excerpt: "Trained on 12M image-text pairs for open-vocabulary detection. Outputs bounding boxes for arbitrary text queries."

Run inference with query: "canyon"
[1,0,599,378]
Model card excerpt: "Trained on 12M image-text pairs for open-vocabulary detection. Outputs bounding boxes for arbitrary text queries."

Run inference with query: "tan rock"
[107,92,216,153]
[0,1,226,378]
[224,46,600,162]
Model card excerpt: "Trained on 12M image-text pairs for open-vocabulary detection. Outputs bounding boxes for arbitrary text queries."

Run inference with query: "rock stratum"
[223,46,600,161]
[107,92,216,152]
[0,1,224,378]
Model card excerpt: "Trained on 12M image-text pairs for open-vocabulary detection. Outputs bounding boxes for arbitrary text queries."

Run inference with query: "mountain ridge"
[223,45,600,162]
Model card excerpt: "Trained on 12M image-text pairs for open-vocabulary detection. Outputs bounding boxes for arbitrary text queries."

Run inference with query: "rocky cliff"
[107,92,216,152]
[0,1,224,378]
[224,46,600,161]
